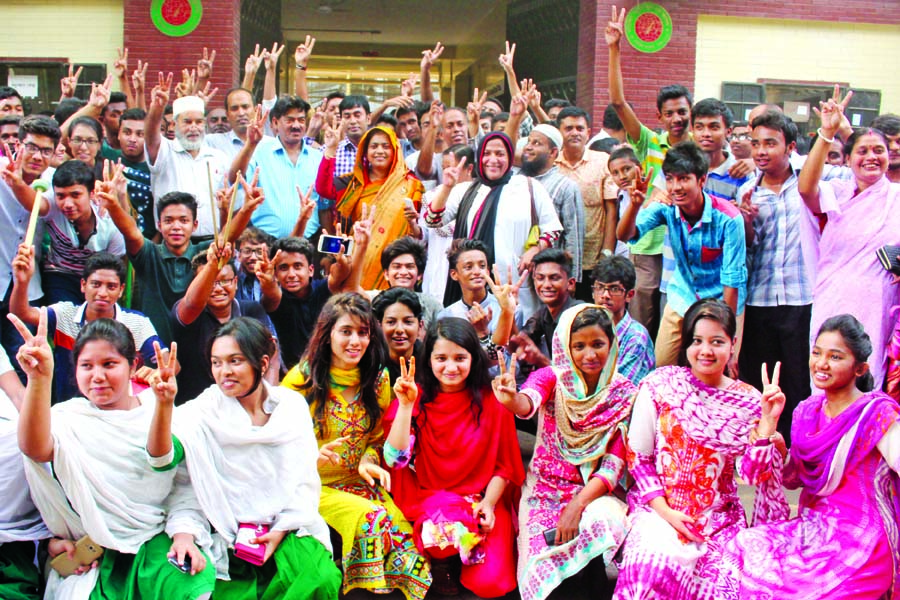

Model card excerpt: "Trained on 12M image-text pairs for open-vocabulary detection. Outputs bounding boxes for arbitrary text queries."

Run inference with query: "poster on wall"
[8,75,38,97]
[625,2,673,53]
[151,0,203,37]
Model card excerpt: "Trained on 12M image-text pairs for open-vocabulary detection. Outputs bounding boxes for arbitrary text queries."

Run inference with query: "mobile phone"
[543,528,557,546]
[404,198,416,211]
[49,535,104,577]
[168,554,192,573]
[235,523,269,566]
[317,234,353,256]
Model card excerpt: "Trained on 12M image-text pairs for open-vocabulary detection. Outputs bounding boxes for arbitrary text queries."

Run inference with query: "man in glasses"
[729,121,752,160]
[591,255,655,384]
[233,226,273,302]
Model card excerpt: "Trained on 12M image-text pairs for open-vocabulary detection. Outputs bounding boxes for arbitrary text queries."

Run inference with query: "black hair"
[447,238,489,270]
[20,115,61,145]
[656,85,693,113]
[395,104,417,119]
[156,191,198,221]
[750,110,798,146]
[490,112,510,128]
[82,252,126,282]
[678,298,736,367]
[53,98,85,126]
[602,103,625,131]
[544,98,572,111]
[190,249,236,276]
[414,101,431,121]
[119,107,147,125]
[872,114,900,137]
[485,97,504,112]
[662,141,709,179]
[608,145,640,166]
[381,236,426,274]
[210,317,278,397]
[591,255,636,291]
[816,314,875,393]
[236,225,274,248]
[269,236,314,264]
[224,87,254,109]
[589,137,619,154]
[271,95,311,121]
[418,318,491,426]
[68,116,103,146]
[325,91,345,103]
[557,106,591,127]
[73,318,136,367]
[374,113,398,130]
[691,98,734,128]
[532,247,573,278]
[732,120,749,129]
[479,110,494,120]
[0,87,23,103]
[570,306,616,347]
[100,92,127,117]
[52,159,95,190]
[338,95,371,115]
[843,127,890,159]
[0,115,22,128]
[299,293,388,435]
[443,143,475,166]
[372,287,423,321]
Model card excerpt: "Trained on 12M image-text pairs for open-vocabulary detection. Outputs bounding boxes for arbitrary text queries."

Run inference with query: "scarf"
[790,391,899,496]
[445,132,514,305]
[550,305,635,472]
[0,396,49,543]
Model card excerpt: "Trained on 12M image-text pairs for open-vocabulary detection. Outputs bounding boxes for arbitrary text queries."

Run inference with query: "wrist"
[817,127,837,143]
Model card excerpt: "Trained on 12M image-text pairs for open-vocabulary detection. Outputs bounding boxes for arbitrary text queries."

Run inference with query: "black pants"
[739,304,812,444]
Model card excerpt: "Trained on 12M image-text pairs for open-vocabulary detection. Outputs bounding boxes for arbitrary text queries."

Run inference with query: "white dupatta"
[174,382,330,578]
[0,395,49,543]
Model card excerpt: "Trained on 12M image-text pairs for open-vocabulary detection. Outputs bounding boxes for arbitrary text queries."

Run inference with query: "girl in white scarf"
[11,310,214,600]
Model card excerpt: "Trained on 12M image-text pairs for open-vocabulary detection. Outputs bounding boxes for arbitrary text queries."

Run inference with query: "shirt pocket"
[701,246,723,263]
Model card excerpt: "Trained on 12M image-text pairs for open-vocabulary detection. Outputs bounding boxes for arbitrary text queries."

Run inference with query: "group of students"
[0,17,899,600]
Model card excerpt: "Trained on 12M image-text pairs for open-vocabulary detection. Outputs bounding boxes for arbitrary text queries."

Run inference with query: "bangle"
[295,64,307,71]
[816,128,835,144]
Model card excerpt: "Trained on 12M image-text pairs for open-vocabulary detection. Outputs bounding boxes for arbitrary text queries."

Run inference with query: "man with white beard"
[145,89,229,240]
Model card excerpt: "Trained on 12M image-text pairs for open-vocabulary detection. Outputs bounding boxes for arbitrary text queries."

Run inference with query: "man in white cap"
[519,123,585,285]
[145,86,229,240]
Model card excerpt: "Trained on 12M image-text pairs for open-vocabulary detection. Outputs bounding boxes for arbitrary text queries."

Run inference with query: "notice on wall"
[8,75,38,97]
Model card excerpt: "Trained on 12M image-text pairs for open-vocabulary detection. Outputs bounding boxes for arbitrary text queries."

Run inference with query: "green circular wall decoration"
[625,2,673,53]
[151,0,203,37]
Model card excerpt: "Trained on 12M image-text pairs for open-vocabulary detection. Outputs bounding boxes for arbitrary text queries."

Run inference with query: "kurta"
[282,365,430,600]
[613,366,787,600]
[720,392,900,599]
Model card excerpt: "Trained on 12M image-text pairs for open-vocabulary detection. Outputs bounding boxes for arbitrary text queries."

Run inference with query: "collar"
[460,289,492,310]
[75,301,120,325]
[677,191,712,226]
[753,163,799,193]
[172,139,217,158]
[338,137,358,151]
[158,240,197,260]
[615,311,633,333]
[555,151,586,169]
[708,149,736,176]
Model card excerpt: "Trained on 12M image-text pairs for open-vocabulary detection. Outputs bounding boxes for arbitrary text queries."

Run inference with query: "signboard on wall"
[8,75,38,97]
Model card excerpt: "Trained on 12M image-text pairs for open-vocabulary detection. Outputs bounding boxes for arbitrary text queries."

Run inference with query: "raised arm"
[242,44,264,92]
[416,101,442,179]
[606,6,643,143]
[616,168,653,242]
[147,341,178,458]
[131,60,148,111]
[799,86,854,214]
[96,180,145,256]
[498,41,522,99]
[262,43,284,105]
[176,243,233,326]
[195,47,216,96]
[114,48,136,108]
[386,357,417,463]
[145,71,173,166]
[256,249,283,313]
[293,36,315,101]
[228,106,266,184]
[9,244,41,327]
[290,185,318,238]
[11,309,54,463]
[419,42,444,103]
[60,75,112,147]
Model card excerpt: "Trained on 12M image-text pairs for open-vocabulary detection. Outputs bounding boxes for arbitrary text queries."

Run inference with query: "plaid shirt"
[334,137,358,179]
[742,170,815,307]
[632,191,747,316]
[532,167,585,280]
[616,312,655,384]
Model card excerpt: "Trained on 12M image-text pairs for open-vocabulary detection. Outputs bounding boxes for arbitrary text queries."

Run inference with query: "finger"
[840,89,854,110]
[408,356,415,380]
[509,354,517,380]
[761,362,769,387]
[496,350,507,374]
[168,341,178,372]
[515,270,528,290]
[399,355,407,379]
[772,361,781,388]
[74,66,83,81]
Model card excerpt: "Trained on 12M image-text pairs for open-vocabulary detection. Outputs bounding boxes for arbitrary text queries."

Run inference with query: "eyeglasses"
[239,247,265,257]
[22,142,55,158]
[592,283,626,296]
[71,137,100,147]
[213,277,236,288]
[732,134,752,142]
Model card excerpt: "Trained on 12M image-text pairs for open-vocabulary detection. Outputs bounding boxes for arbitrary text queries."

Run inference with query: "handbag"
[523,177,540,250]
[876,245,900,276]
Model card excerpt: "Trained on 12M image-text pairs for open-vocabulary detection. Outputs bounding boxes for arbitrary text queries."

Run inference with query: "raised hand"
[605,5,626,48]
[246,105,268,146]
[317,436,348,467]
[352,203,373,249]
[205,239,233,265]
[297,184,316,223]
[510,331,549,368]
[629,166,654,207]
[393,357,418,407]
[245,44,264,75]
[151,72,173,109]
[239,167,264,214]
[487,264,527,314]
[509,93,528,120]
[758,362,785,434]
[498,41,516,73]
[0,145,26,189]
[440,154,467,188]
[467,302,493,338]
[9,308,52,379]
[12,243,35,284]
[255,248,281,288]
[196,81,218,106]
[131,60,148,97]
[88,75,114,110]
[196,47,216,81]
[174,68,195,98]
[294,35,316,68]
[60,64,83,99]
[383,95,416,110]
[264,42,285,72]
[814,84,853,137]
[420,42,444,71]
[400,72,418,98]
[739,188,758,226]
[151,341,178,406]
[113,47,129,80]
[322,121,342,156]
[491,353,518,410]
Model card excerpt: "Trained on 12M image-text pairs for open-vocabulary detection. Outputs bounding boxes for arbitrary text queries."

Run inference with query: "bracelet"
[750,428,777,446]
[295,64,307,71]
[816,128,835,144]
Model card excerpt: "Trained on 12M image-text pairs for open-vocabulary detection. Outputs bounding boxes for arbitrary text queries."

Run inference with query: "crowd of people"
[0,8,899,600]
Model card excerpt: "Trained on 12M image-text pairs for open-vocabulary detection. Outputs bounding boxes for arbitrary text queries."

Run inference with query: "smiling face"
[658,97,691,141]
[449,249,488,294]
[208,263,237,311]
[569,324,610,383]
[69,123,101,165]
[522,131,555,175]
[848,133,889,190]
[19,133,54,180]
[810,330,867,394]
[380,302,421,360]
[559,116,589,155]
[174,110,206,151]
[385,253,419,290]
[686,318,733,381]
[751,125,793,176]
[665,171,706,217]
[157,203,197,253]
[274,251,314,296]
[81,269,123,317]
[692,115,730,156]
[442,109,468,147]
[274,108,307,147]
[480,138,509,181]
[211,335,266,398]
[330,313,371,370]
[366,131,394,176]
[532,261,572,311]
[430,337,472,393]
[75,340,134,409]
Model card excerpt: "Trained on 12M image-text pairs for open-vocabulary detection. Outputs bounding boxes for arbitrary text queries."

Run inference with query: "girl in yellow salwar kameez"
[282,293,430,599]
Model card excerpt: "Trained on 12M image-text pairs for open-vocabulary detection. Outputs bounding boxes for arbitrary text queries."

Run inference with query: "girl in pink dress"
[721,314,900,599]
[613,299,788,600]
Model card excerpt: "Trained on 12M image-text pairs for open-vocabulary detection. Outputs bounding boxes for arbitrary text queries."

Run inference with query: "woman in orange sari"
[316,124,424,290]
